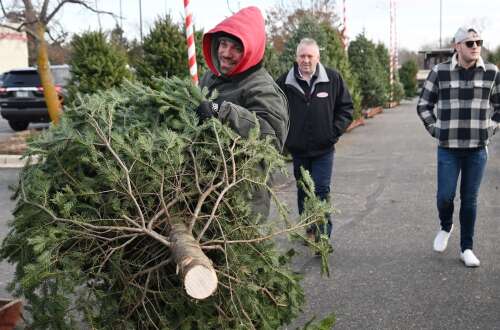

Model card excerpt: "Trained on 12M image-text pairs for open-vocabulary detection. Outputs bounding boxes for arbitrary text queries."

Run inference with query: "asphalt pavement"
[0,168,17,298]
[0,100,499,329]
[276,98,500,329]
[0,114,20,296]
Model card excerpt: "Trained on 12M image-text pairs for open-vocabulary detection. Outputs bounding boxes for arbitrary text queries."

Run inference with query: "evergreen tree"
[264,41,286,79]
[126,38,143,70]
[320,23,363,119]
[399,59,419,97]
[487,46,500,67]
[375,43,391,101]
[67,30,131,102]
[392,78,406,103]
[348,33,389,108]
[134,15,205,83]
[135,15,185,81]
[0,77,332,329]
[375,43,406,103]
[279,16,325,69]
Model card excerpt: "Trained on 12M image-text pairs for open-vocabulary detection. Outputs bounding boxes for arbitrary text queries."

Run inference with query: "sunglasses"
[463,40,483,48]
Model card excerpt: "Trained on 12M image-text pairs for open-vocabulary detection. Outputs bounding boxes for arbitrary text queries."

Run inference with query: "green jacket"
[200,7,288,220]
[199,64,289,151]
[199,64,288,220]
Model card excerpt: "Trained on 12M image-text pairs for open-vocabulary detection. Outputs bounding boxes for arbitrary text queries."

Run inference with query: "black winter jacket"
[277,63,354,157]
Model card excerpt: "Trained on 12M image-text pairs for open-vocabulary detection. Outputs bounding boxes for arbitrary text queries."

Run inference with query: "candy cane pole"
[342,0,348,52]
[394,0,398,91]
[389,0,394,104]
[184,0,198,85]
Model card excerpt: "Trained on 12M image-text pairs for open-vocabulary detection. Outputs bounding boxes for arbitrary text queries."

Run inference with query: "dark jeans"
[292,150,334,237]
[437,146,487,252]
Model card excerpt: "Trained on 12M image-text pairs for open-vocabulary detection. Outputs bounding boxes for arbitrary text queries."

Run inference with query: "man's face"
[296,44,320,76]
[217,38,244,74]
[456,31,482,63]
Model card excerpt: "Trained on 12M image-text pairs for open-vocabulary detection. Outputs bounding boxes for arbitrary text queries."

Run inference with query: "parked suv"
[0,65,70,131]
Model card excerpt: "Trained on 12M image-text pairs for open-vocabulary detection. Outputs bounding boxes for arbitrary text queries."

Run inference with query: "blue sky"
[59,0,500,52]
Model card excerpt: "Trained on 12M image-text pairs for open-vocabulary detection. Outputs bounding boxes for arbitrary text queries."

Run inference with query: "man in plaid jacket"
[417,27,500,267]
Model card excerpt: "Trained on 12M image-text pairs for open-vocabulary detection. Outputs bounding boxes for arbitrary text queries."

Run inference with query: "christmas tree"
[1,77,332,329]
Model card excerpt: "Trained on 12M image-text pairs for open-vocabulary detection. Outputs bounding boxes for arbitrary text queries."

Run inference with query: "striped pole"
[342,0,348,52]
[394,0,398,85]
[184,0,198,85]
[389,0,394,104]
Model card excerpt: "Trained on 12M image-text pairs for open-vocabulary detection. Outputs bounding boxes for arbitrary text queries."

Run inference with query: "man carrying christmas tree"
[195,6,289,219]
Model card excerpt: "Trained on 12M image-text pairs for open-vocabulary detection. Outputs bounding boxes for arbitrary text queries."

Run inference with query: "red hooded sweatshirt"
[202,6,266,77]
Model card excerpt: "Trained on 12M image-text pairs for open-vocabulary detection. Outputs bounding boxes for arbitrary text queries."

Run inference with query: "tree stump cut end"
[184,265,218,300]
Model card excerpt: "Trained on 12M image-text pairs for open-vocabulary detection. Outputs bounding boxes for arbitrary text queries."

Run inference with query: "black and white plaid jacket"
[417,54,500,148]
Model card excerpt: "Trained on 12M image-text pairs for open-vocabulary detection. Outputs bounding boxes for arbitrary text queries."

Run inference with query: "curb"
[0,154,29,168]
[346,117,365,132]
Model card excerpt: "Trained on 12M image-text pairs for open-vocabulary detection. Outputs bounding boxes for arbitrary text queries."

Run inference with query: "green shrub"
[134,15,205,84]
[399,59,419,97]
[67,31,131,102]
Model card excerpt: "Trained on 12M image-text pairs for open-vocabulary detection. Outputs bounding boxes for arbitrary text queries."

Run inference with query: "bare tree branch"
[0,22,38,40]
[40,0,49,20]
[45,23,68,43]
[0,0,8,17]
[46,0,117,25]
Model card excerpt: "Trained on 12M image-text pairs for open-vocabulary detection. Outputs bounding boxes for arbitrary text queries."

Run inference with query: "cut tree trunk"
[169,223,218,300]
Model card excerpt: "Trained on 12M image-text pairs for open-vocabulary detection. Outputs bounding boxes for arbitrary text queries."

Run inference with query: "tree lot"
[0,1,415,328]
[1,0,408,124]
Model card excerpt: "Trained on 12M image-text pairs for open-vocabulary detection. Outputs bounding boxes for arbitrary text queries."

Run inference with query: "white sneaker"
[433,225,453,252]
[460,249,480,267]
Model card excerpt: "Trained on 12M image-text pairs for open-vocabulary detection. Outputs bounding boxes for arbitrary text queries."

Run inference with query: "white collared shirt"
[451,53,486,71]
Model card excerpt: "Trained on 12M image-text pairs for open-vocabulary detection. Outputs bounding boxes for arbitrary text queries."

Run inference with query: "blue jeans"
[292,151,334,238]
[436,146,487,252]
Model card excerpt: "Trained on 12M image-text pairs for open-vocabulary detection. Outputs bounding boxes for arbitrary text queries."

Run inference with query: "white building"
[0,22,28,74]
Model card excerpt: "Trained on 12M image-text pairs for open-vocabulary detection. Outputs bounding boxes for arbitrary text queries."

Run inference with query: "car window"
[2,67,70,87]
[2,71,41,87]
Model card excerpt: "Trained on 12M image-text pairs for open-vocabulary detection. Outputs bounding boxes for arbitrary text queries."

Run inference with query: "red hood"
[202,6,266,77]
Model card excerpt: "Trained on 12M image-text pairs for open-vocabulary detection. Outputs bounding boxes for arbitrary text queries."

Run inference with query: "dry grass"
[0,130,40,155]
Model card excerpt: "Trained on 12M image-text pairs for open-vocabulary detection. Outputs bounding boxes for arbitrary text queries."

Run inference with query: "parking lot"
[1,100,500,329]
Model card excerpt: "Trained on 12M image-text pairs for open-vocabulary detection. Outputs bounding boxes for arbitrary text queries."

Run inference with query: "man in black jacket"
[277,38,353,242]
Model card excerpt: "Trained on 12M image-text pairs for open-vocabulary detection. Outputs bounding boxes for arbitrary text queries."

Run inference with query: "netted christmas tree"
[0,77,332,329]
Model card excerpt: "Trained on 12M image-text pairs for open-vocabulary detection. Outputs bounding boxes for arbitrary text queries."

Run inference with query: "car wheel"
[8,120,29,131]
